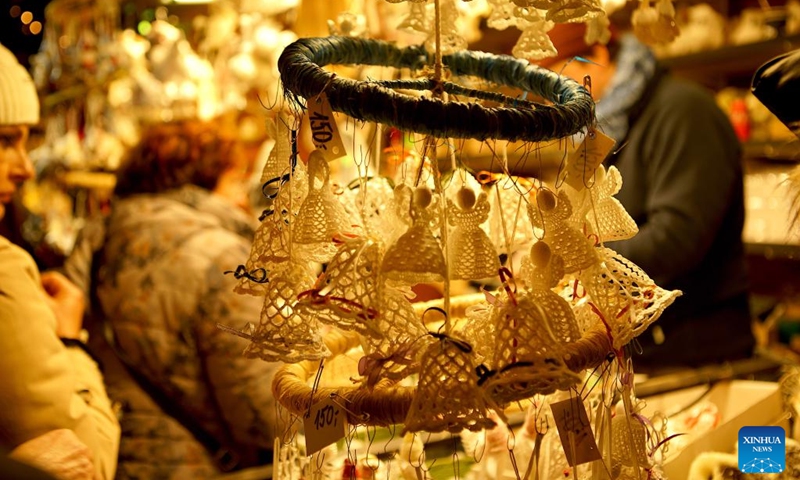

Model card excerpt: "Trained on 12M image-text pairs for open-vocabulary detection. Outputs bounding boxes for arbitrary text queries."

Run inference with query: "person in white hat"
[0,42,120,479]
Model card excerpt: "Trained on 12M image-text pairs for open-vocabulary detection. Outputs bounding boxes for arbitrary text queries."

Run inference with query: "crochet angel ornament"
[528,188,598,274]
[447,187,500,280]
[521,241,581,344]
[566,165,638,243]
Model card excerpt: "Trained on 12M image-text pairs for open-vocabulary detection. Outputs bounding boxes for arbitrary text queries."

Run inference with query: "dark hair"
[114,119,240,198]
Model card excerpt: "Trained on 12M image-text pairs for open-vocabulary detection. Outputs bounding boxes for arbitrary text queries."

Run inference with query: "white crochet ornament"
[458,302,495,365]
[297,236,383,336]
[260,114,293,184]
[580,248,681,349]
[448,189,500,280]
[360,288,430,387]
[293,149,355,262]
[404,335,496,434]
[512,7,558,60]
[382,186,446,285]
[528,189,598,274]
[567,165,638,243]
[484,292,582,404]
[523,241,581,344]
[243,265,330,363]
[611,414,652,476]
[235,161,309,296]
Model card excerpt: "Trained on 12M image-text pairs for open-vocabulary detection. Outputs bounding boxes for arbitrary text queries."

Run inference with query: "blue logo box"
[738,426,786,474]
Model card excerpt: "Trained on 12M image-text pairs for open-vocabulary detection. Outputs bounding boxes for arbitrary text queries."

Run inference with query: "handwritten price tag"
[303,396,346,455]
[550,397,602,466]
[308,93,347,161]
[564,129,616,191]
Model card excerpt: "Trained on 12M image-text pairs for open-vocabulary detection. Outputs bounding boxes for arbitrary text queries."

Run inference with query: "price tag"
[308,93,347,161]
[564,129,616,191]
[303,396,346,455]
[550,397,602,466]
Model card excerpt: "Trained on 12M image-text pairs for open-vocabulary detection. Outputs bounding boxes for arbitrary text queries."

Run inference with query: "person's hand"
[8,429,96,480]
[40,271,85,339]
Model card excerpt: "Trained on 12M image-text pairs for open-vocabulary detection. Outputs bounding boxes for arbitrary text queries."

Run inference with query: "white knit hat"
[0,43,40,125]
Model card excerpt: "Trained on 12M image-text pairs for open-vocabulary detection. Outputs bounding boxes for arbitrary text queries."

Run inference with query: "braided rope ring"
[278,36,595,142]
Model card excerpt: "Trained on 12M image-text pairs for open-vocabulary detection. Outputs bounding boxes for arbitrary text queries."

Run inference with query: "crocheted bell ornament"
[522,241,582,344]
[632,0,680,45]
[293,149,356,262]
[483,292,582,404]
[235,161,309,296]
[403,334,496,434]
[579,248,681,349]
[611,413,652,476]
[243,265,330,363]
[360,289,430,387]
[382,186,446,285]
[566,165,638,243]
[447,188,500,280]
[458,301,495,365]
[260,114,293,185]
[296,236,383,336]
[528,188,598,274]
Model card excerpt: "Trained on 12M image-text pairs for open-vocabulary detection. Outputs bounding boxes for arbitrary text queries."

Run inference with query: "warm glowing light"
[30,21,41,35]
[137,20,152,36]
[58,35,70,49]
[9,6,20,17]
[20,11,33,24]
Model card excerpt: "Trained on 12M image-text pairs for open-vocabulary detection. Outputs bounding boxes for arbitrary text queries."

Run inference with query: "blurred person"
[0,42,119,479]
[537,24,754,372]
[64,118,278,478]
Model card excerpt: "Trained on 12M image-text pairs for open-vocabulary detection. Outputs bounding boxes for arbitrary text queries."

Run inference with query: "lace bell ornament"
[579,247,681,349]
[297,236,383,336]
[382,186,446,285]
[483,285,582,404]
[448,188,500,280]
[611,413,653,478]
[359,288,430,387]
[243,265,330,363]
[403,334,496,434]
[235,160,309,296]
[528,188,598,274]
[293,149,356,262]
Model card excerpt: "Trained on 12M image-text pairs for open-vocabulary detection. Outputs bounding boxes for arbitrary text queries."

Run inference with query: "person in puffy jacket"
[64,118,279,479]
